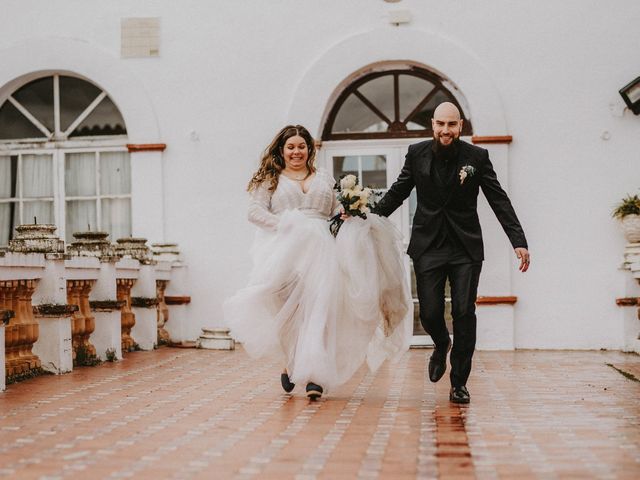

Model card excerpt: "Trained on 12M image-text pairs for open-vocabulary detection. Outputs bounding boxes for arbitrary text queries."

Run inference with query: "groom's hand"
[515,248,530,272]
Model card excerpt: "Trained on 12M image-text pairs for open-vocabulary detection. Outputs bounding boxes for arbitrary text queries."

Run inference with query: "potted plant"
[613,193,640,242]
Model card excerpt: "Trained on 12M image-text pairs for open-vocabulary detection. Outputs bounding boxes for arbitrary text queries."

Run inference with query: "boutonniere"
[459,165,476,185]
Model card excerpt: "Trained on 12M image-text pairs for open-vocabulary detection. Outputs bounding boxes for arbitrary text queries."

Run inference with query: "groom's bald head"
[432,102,463,147]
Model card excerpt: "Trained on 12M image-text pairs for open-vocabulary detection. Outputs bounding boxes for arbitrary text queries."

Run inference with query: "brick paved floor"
[1,347,639,479]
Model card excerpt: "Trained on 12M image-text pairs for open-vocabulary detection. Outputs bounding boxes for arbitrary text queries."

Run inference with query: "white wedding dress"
[223,168,412,392]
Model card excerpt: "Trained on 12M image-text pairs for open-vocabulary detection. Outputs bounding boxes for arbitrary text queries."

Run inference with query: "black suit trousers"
[414,255,482,387]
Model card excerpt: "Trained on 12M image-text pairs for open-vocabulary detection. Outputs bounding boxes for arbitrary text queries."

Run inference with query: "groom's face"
[432,112,463,147]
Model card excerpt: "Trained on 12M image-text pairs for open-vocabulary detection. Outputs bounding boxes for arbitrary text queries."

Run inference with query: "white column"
[130,263,158,350]
[475,143,516,350]
[91,260,123,361]
[31,254,73,374]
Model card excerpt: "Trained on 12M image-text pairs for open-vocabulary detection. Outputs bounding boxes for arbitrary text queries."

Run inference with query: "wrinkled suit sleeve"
[373,146,415,217]
[479,150,528,249]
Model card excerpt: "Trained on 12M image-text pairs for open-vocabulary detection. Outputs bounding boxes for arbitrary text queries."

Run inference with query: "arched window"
[320,66,474,346]
[0,74,131,245]
[322,68,472,140]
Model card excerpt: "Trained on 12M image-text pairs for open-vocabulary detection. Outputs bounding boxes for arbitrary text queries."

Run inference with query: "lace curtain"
[64,151,131,242]
[22,154,54,226]
[100,151,131,241]
[0,154,53,245]
[0,151,130,245]
[65,152,97,241]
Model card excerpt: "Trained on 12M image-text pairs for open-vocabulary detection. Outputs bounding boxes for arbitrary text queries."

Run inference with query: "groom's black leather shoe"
[449,385,470,404]
[281,373,295,393]
[428,339,451,383]
[306,382,323,400]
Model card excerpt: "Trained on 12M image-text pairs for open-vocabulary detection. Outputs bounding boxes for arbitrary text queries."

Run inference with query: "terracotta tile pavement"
[1,347,639,479]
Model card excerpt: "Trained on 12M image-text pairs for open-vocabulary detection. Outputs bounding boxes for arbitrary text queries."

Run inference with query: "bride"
[223,125,412,399]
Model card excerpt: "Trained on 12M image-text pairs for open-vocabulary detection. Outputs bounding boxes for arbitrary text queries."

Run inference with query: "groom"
[374,102,529,404]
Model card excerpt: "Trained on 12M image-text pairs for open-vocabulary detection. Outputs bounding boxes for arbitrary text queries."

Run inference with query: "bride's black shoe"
[281,373,295,393]
[306,382,323,400]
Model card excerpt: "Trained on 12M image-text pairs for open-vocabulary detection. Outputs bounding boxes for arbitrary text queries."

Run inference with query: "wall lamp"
[619,76,640,115]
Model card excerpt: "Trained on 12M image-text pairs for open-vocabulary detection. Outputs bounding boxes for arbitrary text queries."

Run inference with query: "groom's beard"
[433,136,460,159]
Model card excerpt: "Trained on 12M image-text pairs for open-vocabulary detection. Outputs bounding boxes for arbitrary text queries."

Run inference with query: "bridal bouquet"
[329,174,377,237]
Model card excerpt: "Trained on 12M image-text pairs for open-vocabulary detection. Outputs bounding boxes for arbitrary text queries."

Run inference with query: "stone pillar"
[66,279,98,363]
[156,279,170,345]
[2,279,41,375]
[0,306,12,390]
[152,243,194,345]
[622,243,640,353]
[117,277,137,352]
[67,231,123,361]
[32,304,75,374]
[3,224,64,378]
[196,327,235,350]
[116,238,157,350]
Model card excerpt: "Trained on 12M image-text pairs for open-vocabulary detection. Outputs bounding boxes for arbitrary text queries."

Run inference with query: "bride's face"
[281,135,308,171]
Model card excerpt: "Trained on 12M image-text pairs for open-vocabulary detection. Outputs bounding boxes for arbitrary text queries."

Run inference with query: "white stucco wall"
[0,0,639,349]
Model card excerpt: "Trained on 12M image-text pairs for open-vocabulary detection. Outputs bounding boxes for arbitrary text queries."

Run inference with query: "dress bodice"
[248,168,339,230]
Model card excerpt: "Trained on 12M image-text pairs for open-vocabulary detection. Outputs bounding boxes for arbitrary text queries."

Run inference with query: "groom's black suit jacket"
[374,139,527,262]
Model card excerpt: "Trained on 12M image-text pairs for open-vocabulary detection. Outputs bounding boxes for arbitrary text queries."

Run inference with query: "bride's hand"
[340,207,349,220]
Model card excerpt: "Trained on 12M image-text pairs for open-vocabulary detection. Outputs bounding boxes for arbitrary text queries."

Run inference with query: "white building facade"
[0,0,639,350]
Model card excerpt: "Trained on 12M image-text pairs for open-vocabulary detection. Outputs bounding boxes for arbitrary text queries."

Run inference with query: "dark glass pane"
[406,89,451,130]
[0,156,17,199]
[361,155,387,188]
[399,75,435,121]
[11,77,54,132]
[0,202,18,245]
[69,96,127,137]
[332,156,359,179]
[0,101,46,140]
[332,93,387,133]
[59,76,103,132]
[357,75,395,122]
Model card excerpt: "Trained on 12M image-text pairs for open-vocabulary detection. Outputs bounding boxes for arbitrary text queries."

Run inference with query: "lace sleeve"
[247,183,279,231]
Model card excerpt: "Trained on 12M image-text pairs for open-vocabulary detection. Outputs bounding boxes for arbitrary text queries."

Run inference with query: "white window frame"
[59,146,131,242]
[0,149,58,227]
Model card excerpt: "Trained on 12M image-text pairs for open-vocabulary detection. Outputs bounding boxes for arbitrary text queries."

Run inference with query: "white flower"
[459,165,476,185]
[340,174,357,190]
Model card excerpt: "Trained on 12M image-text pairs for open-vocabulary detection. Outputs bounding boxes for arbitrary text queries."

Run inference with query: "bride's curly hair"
[247,125,317,192]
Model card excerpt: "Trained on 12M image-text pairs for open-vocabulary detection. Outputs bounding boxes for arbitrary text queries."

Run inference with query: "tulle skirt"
[223,209,412,392]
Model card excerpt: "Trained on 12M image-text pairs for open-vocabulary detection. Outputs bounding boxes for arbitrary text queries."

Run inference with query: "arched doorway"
[0,73,131,244]
[319,65,474,345]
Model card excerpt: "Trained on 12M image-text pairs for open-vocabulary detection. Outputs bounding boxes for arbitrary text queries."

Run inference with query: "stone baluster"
[156,279,170,345]
[116,238,157,350]
[2,223,63,378]
[2,279,40,375]
[151,243,197,347]
[66,279,97,362]
[116,278,137,352]
[67,231,123,361]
